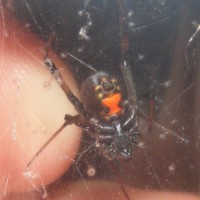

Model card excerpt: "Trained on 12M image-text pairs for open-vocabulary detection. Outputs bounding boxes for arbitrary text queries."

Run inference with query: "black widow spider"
[27,0,140,167]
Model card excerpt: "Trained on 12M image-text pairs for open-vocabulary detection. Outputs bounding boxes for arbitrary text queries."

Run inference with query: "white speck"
[78,47,84,52]
[138,142,145,148]
[25,23,30,28]
[23,170,39,180]
[60,52,67,58]
[159,133,166,140]
[171,119,177,125]
[128,11,133,17]
[128,22,135,27]
[59,155,71,161]
[78,3,92,41]
[79,26,91,41]
[159,0,166,6]
[95,141,100,148]
[168,163,176,174]
[87,165,96,177]
[164,80,171,88]
[138,54,144,60]
[41,188,48,199]
[9,112,17,140]
[78,10,84,16]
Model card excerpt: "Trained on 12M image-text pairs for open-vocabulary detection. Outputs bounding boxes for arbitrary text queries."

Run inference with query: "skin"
[0,16,81,193]
[0,13,199,200]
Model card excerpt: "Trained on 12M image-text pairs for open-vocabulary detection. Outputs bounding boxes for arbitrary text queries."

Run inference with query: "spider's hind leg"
[43,50,85,115]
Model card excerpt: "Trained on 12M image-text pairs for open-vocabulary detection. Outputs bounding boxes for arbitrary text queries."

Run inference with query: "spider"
[27,0,141,167]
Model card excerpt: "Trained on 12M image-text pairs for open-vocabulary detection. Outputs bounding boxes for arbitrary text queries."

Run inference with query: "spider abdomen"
[81,71,123,119]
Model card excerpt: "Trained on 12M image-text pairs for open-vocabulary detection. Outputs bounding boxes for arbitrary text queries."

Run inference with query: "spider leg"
[42,34,90,116]
[118,0,137,108]
[27,115,87,168]
[121,102,138,128]
[27,120,70,168]
[44,57,84,114]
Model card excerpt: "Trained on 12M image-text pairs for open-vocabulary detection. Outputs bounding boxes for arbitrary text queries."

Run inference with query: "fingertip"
[0,16,81,192]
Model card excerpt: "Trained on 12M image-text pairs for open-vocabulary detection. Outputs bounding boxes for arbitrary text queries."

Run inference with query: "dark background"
[7,0,200,194]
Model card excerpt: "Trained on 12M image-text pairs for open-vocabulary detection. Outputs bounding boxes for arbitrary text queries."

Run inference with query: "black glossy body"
[64,70,140,161]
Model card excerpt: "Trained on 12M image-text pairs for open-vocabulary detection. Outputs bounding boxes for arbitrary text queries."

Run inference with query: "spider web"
[0,0,200,199]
